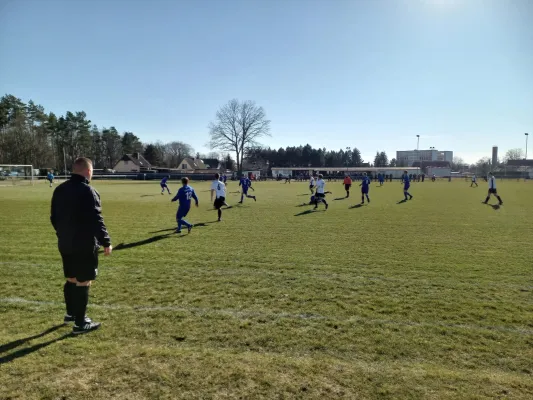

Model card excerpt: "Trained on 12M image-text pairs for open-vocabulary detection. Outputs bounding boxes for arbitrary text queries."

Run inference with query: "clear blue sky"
[1,0,532,163]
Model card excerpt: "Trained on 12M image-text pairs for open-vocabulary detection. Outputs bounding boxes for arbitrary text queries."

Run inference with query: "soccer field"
[1,179,532,399]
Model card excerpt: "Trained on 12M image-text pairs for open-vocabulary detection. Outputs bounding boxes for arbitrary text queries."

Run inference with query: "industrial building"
[396,149,453,167]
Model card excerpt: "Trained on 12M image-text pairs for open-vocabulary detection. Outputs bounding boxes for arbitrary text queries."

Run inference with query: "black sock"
[64,281,76,316]
[74,286,90,327]
[218,209,222,219]
[484,196,490,203]
[497,196,502,203]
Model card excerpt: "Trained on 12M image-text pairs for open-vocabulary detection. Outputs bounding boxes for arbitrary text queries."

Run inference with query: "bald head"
[73,157,93,181]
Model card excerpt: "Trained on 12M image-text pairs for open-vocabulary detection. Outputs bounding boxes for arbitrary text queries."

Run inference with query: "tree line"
[0,94,201,172]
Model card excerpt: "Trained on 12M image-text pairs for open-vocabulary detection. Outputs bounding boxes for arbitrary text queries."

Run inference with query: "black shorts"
[61,249,99,282]
[214,196,225,209]
[345,184,351,191]
[489,188,497,194]
[309,185,315,190]
[316,193,325,198]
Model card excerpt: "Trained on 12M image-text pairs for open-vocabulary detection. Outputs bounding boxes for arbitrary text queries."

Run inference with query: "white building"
[396,149,453,167]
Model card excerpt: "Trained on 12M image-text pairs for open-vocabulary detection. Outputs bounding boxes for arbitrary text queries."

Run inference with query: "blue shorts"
[404,185,410,191]
[242,189,248,195]
[161,183,167,188]
[361,188,369,194]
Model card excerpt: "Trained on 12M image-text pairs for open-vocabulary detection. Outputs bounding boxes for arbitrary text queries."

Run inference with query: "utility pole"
[526,133,529,159]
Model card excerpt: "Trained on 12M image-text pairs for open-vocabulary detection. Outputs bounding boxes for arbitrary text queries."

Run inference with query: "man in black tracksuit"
[51,157,112,334]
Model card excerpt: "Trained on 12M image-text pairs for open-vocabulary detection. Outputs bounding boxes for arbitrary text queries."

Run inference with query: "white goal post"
[0,165,35,186]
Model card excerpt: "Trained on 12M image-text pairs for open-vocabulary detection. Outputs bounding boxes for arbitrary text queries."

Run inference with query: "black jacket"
[51,174,111,254]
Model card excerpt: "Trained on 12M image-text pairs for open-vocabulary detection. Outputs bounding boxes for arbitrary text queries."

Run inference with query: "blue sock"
[240,194,244,202]
[177,219,183,231]
[182,219,191,228]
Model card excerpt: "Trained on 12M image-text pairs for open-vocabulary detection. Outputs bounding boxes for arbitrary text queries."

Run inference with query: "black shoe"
[409,196,413,200]
[73,321,101,335]
[253,197,257,202]
[188,225,193,233]
[325,203,328,210]
[499,202,503,206]
[176,229,182,234]
[238,201,243,204]
[64,315,92,324]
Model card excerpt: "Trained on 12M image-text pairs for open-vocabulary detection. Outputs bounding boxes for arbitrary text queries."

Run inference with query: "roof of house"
[118,153,152,168]
[182,158,206,169]
[201,158,220,169]
[507,159,533,167]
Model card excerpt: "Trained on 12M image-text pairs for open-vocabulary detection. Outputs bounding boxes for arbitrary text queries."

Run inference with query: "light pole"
[416,135,420,175]
[526,133,529,159]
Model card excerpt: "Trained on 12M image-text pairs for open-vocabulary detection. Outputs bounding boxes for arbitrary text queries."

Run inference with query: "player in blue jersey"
[238,174,256,203]
[378,173,384,186]
[359,173,371,204]
[171,177,198,233]
[47,171,55,188]
[222,174,227,185]
[160,176,171,195]
[402,170,413,200]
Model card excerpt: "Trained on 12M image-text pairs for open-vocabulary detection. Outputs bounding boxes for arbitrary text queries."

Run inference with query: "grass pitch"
[0,179,532,399]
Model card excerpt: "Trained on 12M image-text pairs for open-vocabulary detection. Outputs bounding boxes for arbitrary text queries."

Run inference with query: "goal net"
[0,165,35,186]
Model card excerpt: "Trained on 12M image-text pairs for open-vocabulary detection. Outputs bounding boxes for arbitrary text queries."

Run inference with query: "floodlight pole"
[416,135,420,175]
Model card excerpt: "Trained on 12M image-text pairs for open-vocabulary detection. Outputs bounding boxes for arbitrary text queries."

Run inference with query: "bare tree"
[208,99,271,172]
[504,148,524,161]
[166,141,194,167]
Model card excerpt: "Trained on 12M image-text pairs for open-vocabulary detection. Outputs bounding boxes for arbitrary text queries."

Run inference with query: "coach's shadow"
[114,233,175,250]
[0,325,71,364]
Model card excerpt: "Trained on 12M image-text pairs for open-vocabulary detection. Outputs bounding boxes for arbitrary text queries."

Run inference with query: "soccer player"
[171,177,198,233]
[471,174,478,187]
[160,175,171,195]
[238,174,257,203]
[431,174,436,182]
[378,173,385,186]
[359,173,371,204]
[483,172,503,205]
[47,171,55,188]
[343,175,352,198]
[211,173,227,221]
[402,170,413,200]
[314,174,328,209]
[309,175,316,194]
[222,174,227,185]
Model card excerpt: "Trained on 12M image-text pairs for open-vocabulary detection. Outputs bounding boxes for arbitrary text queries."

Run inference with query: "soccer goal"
[0,165,35,186]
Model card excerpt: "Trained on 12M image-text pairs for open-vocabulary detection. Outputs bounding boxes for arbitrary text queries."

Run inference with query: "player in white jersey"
[313,174,329,210]
[470,174,478,187]
[483,172,503,205]
[210,173,227,221]
[309,175,316,193]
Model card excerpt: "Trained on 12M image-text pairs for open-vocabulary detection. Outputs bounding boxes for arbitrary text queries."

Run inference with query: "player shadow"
[396,199,408,204]
[114,233,175,251]
[349,204,364,209]
[294,209,325,216]
[140,194,156,197]
[0,324,64,355]
[483,202,500,210]
[0,332,72,364]
[297,193,311,196]
[334,197,347,201]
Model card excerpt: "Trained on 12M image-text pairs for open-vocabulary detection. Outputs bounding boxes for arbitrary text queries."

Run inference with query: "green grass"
[0,178,532,399]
